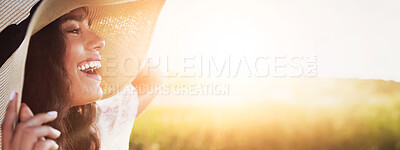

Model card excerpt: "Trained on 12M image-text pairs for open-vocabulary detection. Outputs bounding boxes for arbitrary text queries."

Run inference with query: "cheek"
[65,40,84,64]
[65,40,85,90]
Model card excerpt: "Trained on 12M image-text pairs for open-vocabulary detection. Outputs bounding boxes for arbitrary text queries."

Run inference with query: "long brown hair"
[22,8,100,150]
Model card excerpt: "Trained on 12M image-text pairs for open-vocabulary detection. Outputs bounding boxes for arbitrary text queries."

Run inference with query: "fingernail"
[9,90,17,101]
[47,111,58,117]
[54,129,61,136]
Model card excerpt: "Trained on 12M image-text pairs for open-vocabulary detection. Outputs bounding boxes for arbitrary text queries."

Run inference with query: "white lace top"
[96,84,139,150]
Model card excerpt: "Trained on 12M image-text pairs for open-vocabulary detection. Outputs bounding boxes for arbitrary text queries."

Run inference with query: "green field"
[129,78,400,150]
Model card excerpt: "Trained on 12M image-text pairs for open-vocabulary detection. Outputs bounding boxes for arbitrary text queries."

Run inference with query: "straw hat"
[0,0,165,142]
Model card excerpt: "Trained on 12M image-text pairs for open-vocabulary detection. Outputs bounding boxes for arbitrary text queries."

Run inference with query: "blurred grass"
[129,78,400,150]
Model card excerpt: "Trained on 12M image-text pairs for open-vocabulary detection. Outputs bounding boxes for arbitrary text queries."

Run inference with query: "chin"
[72,87,103,106]
[94,87,104,100]
[87,87,103,103]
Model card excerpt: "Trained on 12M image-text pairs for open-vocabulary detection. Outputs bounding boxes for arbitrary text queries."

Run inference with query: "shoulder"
[95,84,139,149]
[96,84,139,131]
[96,84,139,114]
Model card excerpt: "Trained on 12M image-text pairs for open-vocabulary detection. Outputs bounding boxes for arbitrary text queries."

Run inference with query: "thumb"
[1,91,18,149]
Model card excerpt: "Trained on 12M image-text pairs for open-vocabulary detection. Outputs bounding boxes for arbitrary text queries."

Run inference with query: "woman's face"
[60,8,105,106]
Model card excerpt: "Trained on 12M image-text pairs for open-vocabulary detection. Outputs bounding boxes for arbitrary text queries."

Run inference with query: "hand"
[1,91,61,150]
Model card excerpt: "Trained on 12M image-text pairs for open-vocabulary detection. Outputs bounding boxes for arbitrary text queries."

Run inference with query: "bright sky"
[149,0,400,81]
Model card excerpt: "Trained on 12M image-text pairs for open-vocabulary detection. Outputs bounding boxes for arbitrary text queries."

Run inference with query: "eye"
[67,28,81,34]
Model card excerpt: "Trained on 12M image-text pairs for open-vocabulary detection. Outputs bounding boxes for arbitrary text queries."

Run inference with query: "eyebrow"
[60,14,90,25]
[61,14,85,22]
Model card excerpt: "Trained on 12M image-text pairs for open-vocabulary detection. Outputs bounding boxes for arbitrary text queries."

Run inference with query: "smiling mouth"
[78,61,101,75]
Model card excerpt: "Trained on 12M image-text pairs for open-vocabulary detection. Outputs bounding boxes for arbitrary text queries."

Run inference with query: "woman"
[0,0,165,149]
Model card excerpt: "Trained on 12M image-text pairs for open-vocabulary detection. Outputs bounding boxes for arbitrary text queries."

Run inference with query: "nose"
[86,30,105,52]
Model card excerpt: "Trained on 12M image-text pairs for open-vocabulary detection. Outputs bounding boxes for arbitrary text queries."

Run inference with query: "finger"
[12,111,58,150]
[25,125,61,139]
[33,139,59,150]
[19,103,34,122]
[18,126,61,150]
[1,91,18,149]
[20,111,58,127]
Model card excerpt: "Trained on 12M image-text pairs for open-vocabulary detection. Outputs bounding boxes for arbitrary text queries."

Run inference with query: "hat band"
[0,1,41,67]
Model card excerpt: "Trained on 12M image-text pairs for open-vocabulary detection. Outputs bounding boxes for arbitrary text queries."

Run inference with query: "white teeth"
[78,61,102,71]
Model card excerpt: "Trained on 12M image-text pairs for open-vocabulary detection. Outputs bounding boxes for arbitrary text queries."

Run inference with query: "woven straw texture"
[0,1,39,148]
